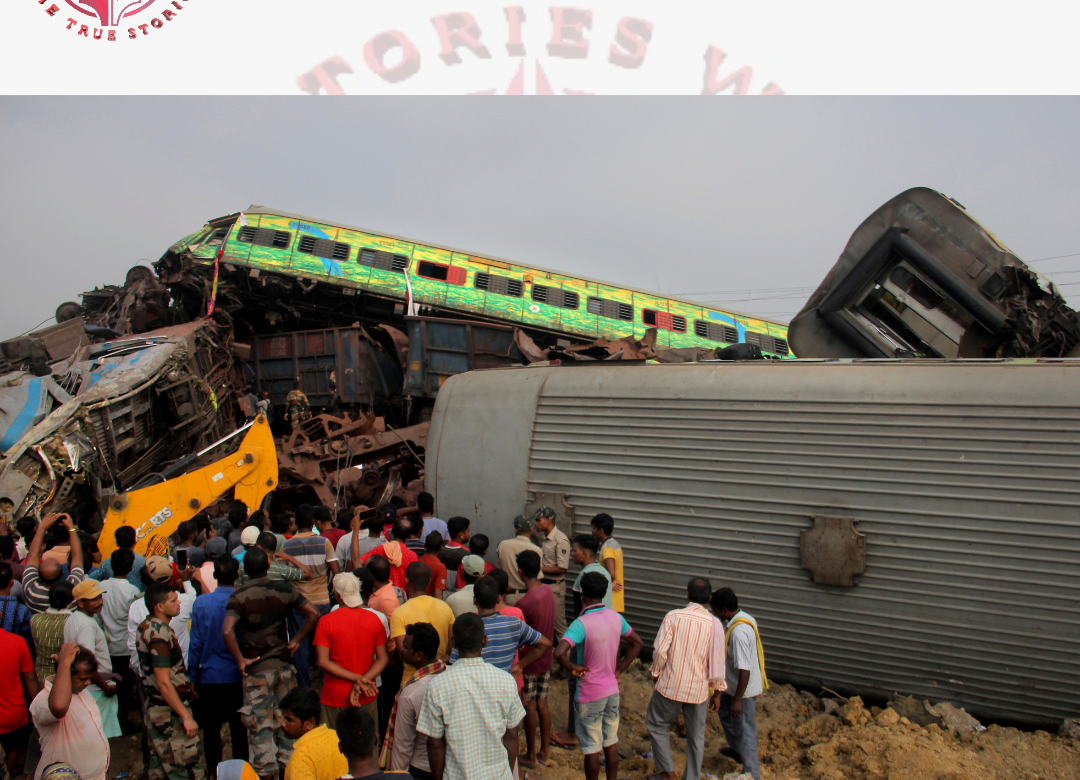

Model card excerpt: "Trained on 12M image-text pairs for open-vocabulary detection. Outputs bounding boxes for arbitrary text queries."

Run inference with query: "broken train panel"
[0,320,244,527]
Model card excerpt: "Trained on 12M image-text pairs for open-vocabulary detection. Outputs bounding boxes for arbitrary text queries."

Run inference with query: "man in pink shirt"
[553,572,642,780]
[30,641,110,780]
[645,577,726,780]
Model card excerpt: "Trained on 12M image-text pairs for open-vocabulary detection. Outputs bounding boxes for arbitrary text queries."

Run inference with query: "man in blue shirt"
[449,576,551,675]
[188,557,248,778]
[89,526,146,589]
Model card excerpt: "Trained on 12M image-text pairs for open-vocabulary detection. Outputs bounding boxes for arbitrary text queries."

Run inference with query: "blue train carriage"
[170,208,790,357]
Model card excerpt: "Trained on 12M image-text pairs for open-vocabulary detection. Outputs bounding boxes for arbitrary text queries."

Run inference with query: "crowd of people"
[0,491,769,780]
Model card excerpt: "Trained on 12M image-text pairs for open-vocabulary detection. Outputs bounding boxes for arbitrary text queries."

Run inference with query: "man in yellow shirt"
[389,562,454,682]
[281,687,348,780]
[591,514,625,613]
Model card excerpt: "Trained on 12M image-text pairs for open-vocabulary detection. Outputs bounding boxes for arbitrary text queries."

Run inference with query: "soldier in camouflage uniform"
[285,381,310,430]
[136,584,206,780]
[222,548,321,780]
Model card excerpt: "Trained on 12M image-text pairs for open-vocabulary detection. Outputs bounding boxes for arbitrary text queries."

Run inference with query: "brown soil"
[527,662,1080,780]
[77,662,1080,780]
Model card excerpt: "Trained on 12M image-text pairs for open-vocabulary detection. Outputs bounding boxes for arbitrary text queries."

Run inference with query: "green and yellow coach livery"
[172,207,790,355]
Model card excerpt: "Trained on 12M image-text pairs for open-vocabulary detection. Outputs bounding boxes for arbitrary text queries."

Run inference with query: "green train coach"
[170,207,790,355]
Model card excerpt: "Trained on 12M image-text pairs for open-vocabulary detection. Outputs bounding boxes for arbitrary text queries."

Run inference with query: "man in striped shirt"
[448,576,551,674]
[646,577,726,780]
[283,520,341,688]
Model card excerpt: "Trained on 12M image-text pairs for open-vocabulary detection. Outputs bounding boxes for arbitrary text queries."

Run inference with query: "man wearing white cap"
[63,579,121,737]
[313,574,389,730]
[445,555,485,619]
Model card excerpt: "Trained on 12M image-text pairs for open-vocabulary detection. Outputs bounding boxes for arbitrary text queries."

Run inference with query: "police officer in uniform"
[531,506,570,639]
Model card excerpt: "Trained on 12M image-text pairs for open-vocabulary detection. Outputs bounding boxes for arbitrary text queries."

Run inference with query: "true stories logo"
[36,0,190,40]
[297,7,784,96]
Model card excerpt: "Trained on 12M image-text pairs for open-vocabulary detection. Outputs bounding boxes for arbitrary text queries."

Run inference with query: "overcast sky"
[0,97,1078,338]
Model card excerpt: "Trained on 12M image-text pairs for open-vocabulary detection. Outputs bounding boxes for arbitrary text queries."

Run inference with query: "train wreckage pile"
[0,239,771,528]
[3,186,1080,537]
[0,255,434,527]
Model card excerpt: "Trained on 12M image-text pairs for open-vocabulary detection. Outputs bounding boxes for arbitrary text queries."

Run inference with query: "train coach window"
[694,320,740,343]
[532,284,579,309]
[745,332,789,355]
[475,272,523,297]
[642,309,687,332]
[417,261,467,285]
[359,248,409,273]
[238,226,292,249]
[587,297,633,321]
[298,236,350,260]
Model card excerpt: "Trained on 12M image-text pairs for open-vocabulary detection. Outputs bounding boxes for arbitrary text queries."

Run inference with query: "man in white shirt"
[444,556,484,618]
[126,556,197,675]
[98,548,140,734]
[63,580,121,738]
[711,587,766,780]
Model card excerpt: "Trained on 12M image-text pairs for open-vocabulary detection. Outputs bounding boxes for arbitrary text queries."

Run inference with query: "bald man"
[21,513,85,615]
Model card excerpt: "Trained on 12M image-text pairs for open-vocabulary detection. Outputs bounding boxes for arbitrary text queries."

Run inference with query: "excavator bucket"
[97,414,278,559]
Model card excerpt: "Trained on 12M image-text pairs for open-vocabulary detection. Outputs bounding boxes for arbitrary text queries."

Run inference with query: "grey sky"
[1,97,1078,339]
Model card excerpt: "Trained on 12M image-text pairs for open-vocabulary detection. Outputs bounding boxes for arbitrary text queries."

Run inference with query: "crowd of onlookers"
[0,490,768,780]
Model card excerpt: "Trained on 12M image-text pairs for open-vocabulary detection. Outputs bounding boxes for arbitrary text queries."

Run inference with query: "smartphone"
[175,549,188,568]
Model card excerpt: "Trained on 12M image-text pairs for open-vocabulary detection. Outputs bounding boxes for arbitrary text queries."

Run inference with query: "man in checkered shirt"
[417,613,525,780]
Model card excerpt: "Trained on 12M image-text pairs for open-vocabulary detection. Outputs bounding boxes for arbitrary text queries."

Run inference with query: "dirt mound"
[535,663,1080,780]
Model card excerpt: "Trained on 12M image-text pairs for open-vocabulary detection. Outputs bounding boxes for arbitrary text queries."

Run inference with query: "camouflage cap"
[513,514,533,534]
[530,506,556,521]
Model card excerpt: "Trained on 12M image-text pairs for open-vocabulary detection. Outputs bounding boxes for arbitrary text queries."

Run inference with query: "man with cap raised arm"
[63,580,121,737]
[496,516,542,608]
[532,507,570,640]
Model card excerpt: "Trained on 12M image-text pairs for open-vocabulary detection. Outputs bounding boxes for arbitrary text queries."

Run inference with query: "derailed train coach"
[424,359,1080,727]
[0,320,243,526]
[788,187,1080,360]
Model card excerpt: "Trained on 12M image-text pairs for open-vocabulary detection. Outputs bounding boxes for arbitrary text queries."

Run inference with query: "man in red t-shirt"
[514,550,555,770]
[313,574,389,730]
[0,626,40,772]
[419,533,448,600]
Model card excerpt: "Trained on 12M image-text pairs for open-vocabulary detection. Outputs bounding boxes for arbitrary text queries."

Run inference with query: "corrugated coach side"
[425,360,1080,725]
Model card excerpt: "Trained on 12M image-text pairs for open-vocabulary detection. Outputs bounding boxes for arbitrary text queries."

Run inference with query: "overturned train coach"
[425,359,1080,726]
[788,187,1080,360]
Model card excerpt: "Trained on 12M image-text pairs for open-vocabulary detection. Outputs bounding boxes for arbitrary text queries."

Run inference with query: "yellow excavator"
[98,414,278,559]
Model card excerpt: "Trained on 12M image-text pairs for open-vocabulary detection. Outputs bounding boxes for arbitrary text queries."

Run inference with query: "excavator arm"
[97,414,278,559]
